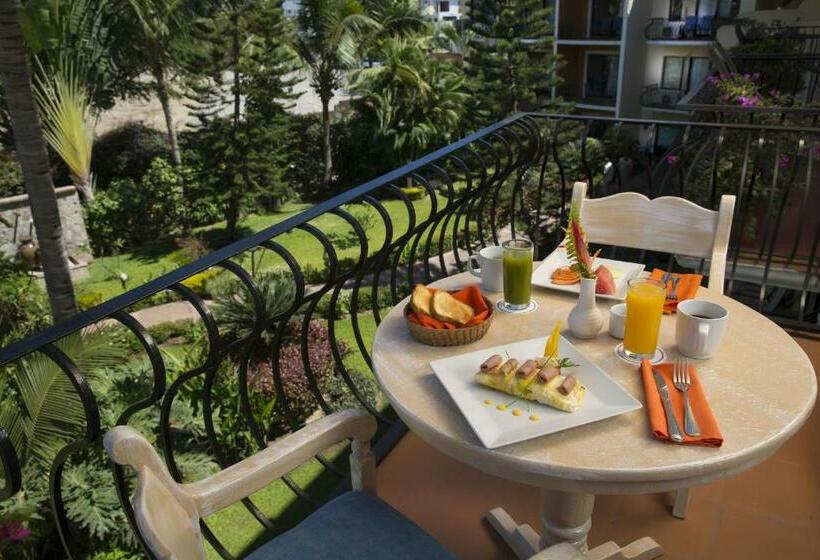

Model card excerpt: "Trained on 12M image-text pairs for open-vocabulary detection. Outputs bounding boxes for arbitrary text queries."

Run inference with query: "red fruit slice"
[595,265,616,295]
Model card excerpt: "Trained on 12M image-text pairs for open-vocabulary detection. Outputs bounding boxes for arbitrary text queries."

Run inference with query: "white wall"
[617,0,653,117]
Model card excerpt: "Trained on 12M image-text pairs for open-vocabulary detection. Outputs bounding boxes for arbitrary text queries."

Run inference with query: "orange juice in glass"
[616,278,666,364]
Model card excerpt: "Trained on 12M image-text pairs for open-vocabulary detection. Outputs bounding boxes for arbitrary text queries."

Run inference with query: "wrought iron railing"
[0,113,818,558]
[645,17,718,41]
[640,86,686,109]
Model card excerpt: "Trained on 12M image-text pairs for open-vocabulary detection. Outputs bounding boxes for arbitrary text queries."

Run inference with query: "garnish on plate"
[550,203,616,295]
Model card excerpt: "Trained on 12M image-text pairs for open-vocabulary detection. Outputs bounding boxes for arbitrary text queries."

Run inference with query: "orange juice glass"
[620,278,665,361]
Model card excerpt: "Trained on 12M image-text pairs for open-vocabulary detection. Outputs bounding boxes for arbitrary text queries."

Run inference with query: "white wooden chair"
[105,409,662,559]
[571,181,736,519]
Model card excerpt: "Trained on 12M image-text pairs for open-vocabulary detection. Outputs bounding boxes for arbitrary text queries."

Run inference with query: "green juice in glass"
[501,239,533,310]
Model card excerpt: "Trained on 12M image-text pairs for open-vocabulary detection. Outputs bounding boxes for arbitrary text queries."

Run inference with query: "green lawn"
[78,196,452,303]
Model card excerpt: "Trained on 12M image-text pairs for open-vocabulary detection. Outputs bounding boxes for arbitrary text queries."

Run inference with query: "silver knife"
[652,369,684,443]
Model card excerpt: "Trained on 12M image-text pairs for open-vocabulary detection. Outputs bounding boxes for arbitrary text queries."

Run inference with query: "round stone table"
[371,272,817,558]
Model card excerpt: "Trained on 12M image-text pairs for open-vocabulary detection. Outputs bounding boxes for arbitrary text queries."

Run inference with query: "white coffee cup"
[609,303,626,339]
[468,246,504,292]
[676,300,728,359]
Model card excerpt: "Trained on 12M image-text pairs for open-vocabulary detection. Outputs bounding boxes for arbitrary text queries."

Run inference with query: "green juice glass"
[500,239,534,312]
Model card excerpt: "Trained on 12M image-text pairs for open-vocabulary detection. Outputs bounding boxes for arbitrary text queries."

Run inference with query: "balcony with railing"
[645,17,718,42]
[640,86,686,110]
[0,114,818,559]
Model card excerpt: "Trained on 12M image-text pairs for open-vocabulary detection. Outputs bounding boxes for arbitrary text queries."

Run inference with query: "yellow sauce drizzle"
[496,404,508,411]
[484,399,493,405]
[529,415,540,422]
[511,409,522,416]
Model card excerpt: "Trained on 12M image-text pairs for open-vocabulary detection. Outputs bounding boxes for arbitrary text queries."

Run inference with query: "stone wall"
[0,186,90,259]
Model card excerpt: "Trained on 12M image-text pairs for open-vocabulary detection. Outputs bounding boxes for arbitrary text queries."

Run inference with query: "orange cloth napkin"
[639,359,723,447]
[649,269,702,314]
[406,285,490,330]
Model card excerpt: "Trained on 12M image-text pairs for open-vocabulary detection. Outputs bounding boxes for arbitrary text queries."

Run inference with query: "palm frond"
[33,59,94,186]
[8,329,128,469]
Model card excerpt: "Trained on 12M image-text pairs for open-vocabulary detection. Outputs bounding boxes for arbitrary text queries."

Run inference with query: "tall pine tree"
[464,0,562,128]
[185,0,300,239]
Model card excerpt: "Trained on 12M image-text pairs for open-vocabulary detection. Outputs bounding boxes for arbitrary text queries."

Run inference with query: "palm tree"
[295,0,378,190]
[0,0,77,322]
[124,0,189,173]
[352,33,466,165]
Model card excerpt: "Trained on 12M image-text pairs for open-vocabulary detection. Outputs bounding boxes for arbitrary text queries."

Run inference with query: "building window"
[585,54,619,99]
[688,57,711,92]
[661,57,685,90]
[668,0,683,21]
[439,0,450,11]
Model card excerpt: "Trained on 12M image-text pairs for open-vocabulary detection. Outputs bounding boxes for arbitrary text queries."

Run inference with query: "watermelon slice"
[595,265,616,295]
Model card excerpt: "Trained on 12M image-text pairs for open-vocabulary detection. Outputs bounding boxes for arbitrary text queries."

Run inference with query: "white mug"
[676,300,728,359]
[609,303,626,339]
[468,246,504,292]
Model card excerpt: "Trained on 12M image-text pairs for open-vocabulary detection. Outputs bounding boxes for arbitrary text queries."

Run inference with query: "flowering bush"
[708,72,793,108]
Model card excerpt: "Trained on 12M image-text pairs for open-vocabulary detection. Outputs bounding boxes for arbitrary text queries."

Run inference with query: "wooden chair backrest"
[570,182,735,293]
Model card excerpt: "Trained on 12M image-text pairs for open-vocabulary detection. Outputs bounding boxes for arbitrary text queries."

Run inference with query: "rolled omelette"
[475,354,586,412]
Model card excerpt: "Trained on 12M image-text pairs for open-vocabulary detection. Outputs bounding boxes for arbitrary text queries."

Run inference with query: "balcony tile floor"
[378,334,820,560]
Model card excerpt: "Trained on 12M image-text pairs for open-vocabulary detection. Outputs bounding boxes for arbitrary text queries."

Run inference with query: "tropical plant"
[295,0,379,190]
[464,0,561,127]
[17,0,144,111]
[34,60,95,200]
[211,269,298,348]
[0,330,218,556]
[352,33,467,164]
[0,0,77,322]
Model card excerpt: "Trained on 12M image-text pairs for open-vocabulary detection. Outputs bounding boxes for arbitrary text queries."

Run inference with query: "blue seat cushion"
[245,491,459,560]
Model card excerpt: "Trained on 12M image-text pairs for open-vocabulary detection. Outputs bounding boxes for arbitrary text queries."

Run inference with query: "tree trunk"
[153,64,183,171]
[0,0,77,322]
[225,9,242,241]
[321,95,332,190]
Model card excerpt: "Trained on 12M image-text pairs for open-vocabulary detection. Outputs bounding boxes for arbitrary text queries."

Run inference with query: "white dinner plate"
[531,248,645,301]
[431,335,642,448]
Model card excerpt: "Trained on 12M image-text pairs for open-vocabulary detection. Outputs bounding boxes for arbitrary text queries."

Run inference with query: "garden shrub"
[257,320,343,437]
[92,123,169,191]
[146,319,197,345]
[169,236,209,267]
[180,268,223,296]
[0,256,49,349]
[84,157,187,255]
[77,291,104,310]
[400,186,425,200]
[0,152,24,198]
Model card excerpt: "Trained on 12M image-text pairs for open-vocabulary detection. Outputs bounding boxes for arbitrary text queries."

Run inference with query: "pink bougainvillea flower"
[665,154,680,165]
[0,521,32,542]
[706,75,719,84]
[770,89,780,97]
[778,154,791,169]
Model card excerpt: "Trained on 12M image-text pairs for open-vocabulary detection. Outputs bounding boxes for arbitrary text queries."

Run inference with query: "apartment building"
[420,0,462,22]
[549,0,820,119]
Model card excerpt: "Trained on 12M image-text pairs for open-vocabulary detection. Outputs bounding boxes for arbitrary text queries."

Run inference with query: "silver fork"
[668,276,681,301]
[673,358,700,436]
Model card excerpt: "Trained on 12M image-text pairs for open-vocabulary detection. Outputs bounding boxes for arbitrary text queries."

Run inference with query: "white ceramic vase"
[567,277,602,339]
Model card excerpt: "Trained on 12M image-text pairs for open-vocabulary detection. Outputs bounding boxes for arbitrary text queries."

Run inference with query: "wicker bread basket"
[404,294,494,346]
